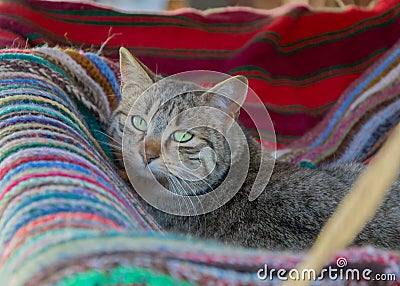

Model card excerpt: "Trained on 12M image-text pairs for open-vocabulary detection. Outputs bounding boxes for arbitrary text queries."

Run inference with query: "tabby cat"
[108,47,400,250]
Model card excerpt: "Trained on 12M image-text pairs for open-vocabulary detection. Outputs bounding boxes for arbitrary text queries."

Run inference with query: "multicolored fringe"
[0,47,399,286]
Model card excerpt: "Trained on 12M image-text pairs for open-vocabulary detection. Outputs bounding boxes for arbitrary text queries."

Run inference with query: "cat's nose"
[144,139,161,164]
[145,151,159,164]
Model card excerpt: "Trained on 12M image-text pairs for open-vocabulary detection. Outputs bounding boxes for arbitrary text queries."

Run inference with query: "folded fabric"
[1,0,400,148]
[282,38,400,166]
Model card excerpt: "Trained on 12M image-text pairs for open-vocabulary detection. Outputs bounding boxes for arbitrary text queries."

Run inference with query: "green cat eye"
[173,131,193,143]
[132,115,147,131]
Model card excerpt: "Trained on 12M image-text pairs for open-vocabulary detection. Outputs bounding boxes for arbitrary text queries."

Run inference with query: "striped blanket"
[1,0,400,148]
[0,0,399,285]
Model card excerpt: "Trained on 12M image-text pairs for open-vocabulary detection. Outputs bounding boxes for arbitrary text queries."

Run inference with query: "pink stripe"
[1,172,111,201]
[2,212,125,261]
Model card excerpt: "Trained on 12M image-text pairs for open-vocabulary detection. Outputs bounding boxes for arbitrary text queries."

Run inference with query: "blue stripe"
[0,161,115,191]
[311,47,400,148]
[85,52,121,101]
[0,114,91,147]
[0,78,75,106]
[1,192,134,245]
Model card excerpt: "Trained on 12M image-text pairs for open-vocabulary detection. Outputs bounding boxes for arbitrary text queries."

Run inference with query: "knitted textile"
[0,46,399,286]
[1,0,400,148]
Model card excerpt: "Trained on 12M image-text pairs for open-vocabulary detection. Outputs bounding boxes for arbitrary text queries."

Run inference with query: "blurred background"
[93,0,378,12]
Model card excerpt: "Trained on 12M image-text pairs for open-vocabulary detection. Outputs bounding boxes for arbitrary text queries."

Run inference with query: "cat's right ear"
[119,47,154,95]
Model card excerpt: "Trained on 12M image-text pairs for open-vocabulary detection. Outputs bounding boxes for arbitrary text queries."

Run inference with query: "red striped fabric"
[1,0,399,147]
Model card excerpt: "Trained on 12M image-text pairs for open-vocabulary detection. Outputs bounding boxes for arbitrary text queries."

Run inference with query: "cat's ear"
[207,75,248,120]
[119,47,155,95]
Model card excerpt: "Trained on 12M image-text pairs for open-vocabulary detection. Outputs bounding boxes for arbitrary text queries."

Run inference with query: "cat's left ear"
[207,75,248,120]
[119,47,157,96]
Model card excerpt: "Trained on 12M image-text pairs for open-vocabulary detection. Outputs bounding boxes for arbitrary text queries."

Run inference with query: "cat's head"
[109,47,249,196]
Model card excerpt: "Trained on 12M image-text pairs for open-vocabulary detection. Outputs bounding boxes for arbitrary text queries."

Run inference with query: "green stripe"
[43,10,396,39]
[33,3,400,41]
[3,234,198,286]
[247,129,299,145]
[253,12,399,55]
[9,0,400,53]
[44,16,210,28]
[275,136,300,145]
[0,105,80,131]
[0,97,93,143]
[27,3,272,29]
[35,4,400,48]
[26,33,43,40]
[54,266,195,286]
[0,84,72,105]
[0,53,69,79]
[0,142,98,167]
[42,15,271,35]
[245,102,334,116]
[3,15,66,45]
[86,39,385,65]
[276,4,400,50]
[92,45,385,67]
[229,48,385,86]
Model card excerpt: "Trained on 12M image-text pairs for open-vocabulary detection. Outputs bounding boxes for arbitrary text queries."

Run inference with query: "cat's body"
[138,135,400,250]
[108,47,400,251]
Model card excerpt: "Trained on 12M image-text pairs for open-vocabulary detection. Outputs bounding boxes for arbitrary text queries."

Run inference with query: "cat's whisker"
[174,178,199,217]
[180,178,206,208]
[130,164,205,230]
[171,176,202,233]
[94,129,122,145]
[175,167,210,185]
[175,168,220,205]
[97,140,123,151]
[179,178,207,230]
[170,176,192,215]
[118,153,133,163]
[167,176,187,229]
[191,180,221,211]
[165,165,210,229]
[118,154,142,174]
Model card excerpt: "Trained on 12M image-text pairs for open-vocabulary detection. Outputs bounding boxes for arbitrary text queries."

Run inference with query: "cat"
[107,47,400,251]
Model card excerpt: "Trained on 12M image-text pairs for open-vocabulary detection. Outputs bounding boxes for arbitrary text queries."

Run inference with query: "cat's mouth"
[132,154,221,196]
[140,162,170,188]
